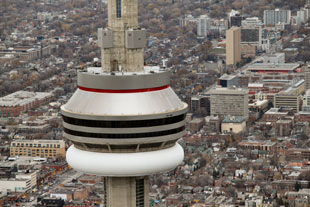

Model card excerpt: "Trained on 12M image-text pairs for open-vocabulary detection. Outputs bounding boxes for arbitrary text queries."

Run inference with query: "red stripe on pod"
[78,85,169,93]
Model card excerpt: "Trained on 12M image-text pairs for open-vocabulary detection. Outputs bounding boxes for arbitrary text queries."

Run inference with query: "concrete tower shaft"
[98,0,145,72]
[108,0,138,29]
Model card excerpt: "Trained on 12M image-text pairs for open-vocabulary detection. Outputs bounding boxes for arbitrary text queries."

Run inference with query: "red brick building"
[0,91,52,117]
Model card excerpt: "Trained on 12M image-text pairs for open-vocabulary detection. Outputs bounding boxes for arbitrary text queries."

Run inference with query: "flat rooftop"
[209,87,248,95]
[0,156,46,168]
[248,83,264,88]
[86,66,165,76]
[239,140,276,146]
[249,99,268,107]
[222,115,245,123]
[219,74,237,81]
[247,63,300,71]
[265,108,288,115]
[12,139,64,144]
[264,53,284,58]
[0,91,52,107]
[283,48,298,52]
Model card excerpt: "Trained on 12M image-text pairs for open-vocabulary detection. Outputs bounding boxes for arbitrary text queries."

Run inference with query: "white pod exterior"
[66,143,184,176]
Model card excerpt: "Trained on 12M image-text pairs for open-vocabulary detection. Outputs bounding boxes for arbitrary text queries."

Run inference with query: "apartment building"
[10,140,65,158]
[209,87,248,119]
[274,80,305,112]
[264,9,291,25]
[0,90,53,117]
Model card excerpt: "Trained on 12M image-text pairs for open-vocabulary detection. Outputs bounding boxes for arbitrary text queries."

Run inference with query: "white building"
[292,16,302,25]
[50,193,68,201]
[228,9,240,17]
[242,17,263,27]
[261,38,271,52]
[0,179,31,193]
[297,4,310,24]
[180,14,198,27]
[305,3,310,21]
[221,115,246,134]
[264,9,291,25]
[262,53,285,64]
[197,15,211,37]
[297,9,308,23]
[16,171,37,190]
[303,89,310,112]
[37,12,53,21]
[305,65,310,90]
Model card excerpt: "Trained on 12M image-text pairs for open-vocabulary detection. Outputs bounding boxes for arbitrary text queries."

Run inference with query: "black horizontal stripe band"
[62,114,185,128]
[64,126,185,139]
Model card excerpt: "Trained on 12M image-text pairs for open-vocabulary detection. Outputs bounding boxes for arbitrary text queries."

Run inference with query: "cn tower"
[61,0,188,205]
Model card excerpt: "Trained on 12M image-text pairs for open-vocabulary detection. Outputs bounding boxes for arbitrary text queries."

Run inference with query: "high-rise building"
[241,26,262,48]
[302,89,310,112]
[297,1,310,24]
[240,23,264,52]
[190,95,210,115]
[61,0,188,206]
[197,15,210,37]
[297,9,308,23]
[305,3,310,21]
[228,10,244,28]
[304,66,310,90]
[226,27,241,65]
[263,9,291,25]
[209,87,248,119]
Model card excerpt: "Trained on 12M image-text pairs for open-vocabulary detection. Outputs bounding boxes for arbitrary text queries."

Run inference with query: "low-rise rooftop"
[0,91,52,107]
[222,115,245,123]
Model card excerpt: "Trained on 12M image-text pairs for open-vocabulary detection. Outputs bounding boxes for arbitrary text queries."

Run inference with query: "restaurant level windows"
[62,114,185,128]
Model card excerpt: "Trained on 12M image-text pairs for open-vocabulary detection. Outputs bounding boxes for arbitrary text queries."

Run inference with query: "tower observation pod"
[61,0,188,206]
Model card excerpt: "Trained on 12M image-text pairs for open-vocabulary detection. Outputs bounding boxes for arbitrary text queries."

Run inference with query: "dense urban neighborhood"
[2,0,310,206]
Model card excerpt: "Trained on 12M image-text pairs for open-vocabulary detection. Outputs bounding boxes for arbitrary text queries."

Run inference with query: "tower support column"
[105,176,149,207]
